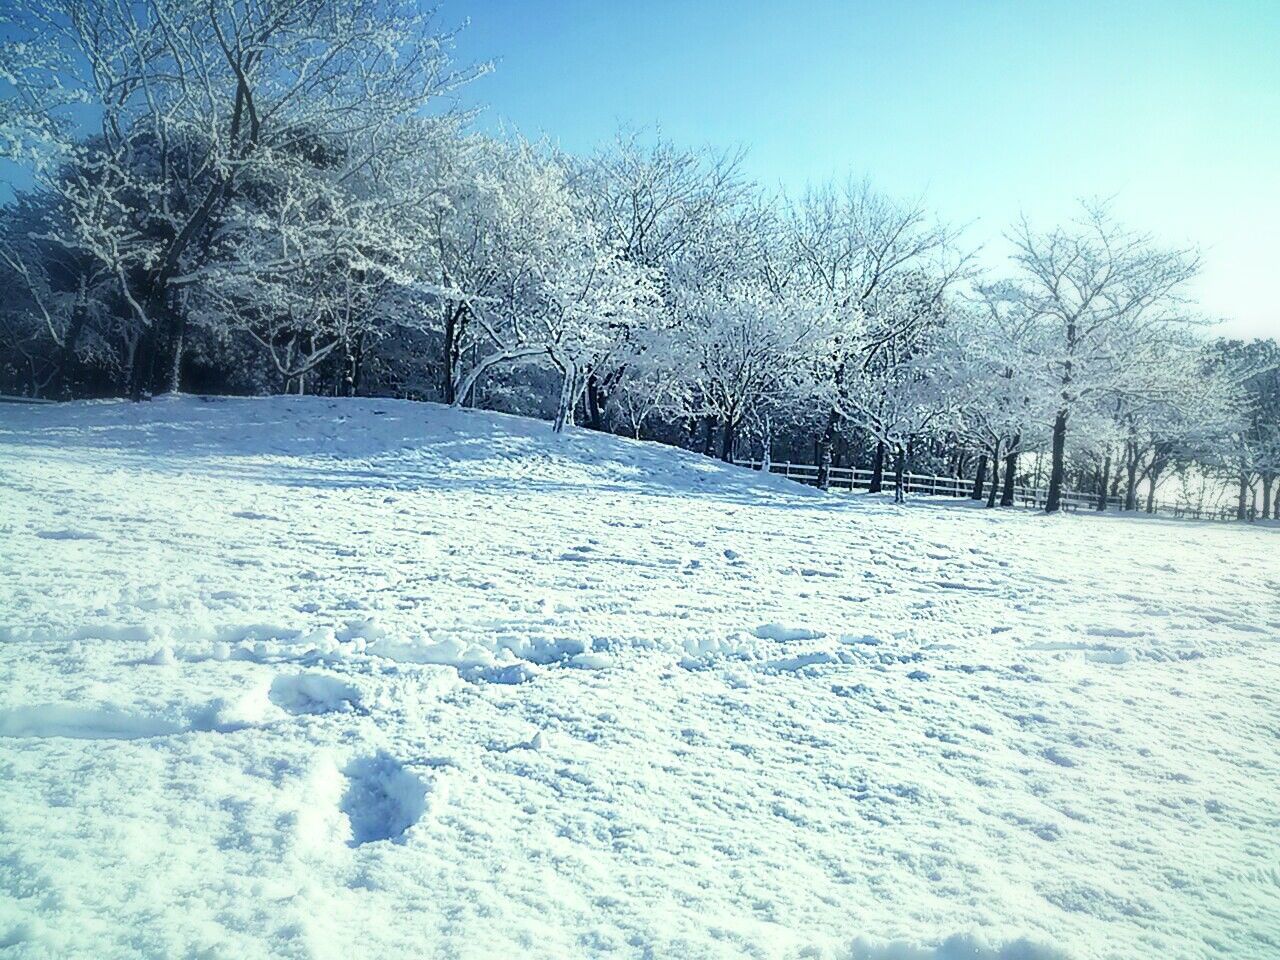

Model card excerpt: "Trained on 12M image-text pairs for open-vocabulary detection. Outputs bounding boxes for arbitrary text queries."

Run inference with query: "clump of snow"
[567,651,612,670]
[753,622,826,641]
[148,645,176,666]
[681,630,764,665]
[269,672,362,714]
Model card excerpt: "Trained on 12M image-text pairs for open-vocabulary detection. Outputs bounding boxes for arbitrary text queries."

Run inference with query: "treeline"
[1,0,1277,518]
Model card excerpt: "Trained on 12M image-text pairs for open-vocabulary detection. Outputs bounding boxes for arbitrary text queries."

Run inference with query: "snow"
[1,395,1278,959]
[753,623,827,642]
[269,672,363,715]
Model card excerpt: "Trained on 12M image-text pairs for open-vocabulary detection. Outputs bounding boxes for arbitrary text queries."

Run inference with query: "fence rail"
[0,394,54,405]
[734,459,1250,523]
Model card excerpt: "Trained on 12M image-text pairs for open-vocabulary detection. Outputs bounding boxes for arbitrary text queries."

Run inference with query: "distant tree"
[936,302,1052,507]
[838,324,954,503]
[1206,339,1280,520]
[993,203,1201,513]
[789,181,964,489]
[671,282,831,461]
[571,130,749,429]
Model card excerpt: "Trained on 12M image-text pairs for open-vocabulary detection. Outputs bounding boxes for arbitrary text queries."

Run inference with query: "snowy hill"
[1,396,1278,959]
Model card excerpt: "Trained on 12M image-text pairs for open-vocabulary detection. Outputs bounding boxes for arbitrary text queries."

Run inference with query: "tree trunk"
[129,322,159,401]
[1045,408,1069,514]
[869,441,886,493]
[584,374,606,431]
[720,416,736,463]
[553,366,578,433]
[353,335,366,396]
[342,339,357,398]
[1123,443,1139,511]
[1237,474,1249,521]
[168,316,186,394]
[893,445,906,503]
[1001,448,1017,506]
[1263,474,1275,520]
[814,407,839,491]
[970,455,987,500]
[152,289,191,399]
[55,302,92,398]
[1096,453,1111,511]
[442,305,461,404]
[702,417,716,456]
[1145,463,1164,514]
[986,445,1000,508]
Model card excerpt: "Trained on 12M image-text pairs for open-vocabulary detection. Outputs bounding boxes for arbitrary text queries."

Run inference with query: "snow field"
[1,396,1278,959]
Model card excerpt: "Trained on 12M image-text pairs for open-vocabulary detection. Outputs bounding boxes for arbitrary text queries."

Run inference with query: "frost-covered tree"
[605,361,687,439]
[789,181,964,488]
[936,302,1052,506]
[0,194,118,396]
[1102,338,1236,512]
[836,321,957,502]
[570,130,750,428]
[527,243,659,433]
[1205,339,1280,520]
[993,203,1202,512]
[670,282,832,461]
[388,134,556,404]
[1,0,479,397]
[430,144,660,431]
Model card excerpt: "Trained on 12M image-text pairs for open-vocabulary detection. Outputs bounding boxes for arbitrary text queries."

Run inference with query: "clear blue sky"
[443,0,1279,339]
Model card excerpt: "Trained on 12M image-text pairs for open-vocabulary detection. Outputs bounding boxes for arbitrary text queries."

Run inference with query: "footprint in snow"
[1042,746,1078,768]
[341,753,447,847]
[231,510,276,521]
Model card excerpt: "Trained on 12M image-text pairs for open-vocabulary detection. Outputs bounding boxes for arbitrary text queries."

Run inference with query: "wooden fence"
[734,459,1251,522]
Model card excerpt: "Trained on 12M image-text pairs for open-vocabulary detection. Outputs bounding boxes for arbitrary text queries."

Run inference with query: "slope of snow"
[1,396,1278,959]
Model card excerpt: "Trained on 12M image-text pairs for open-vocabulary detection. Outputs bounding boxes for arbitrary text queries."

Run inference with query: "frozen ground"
[1,396,1278,960]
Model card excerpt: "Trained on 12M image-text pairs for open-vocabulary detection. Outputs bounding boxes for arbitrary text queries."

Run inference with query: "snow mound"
[753,622,827,641]
[269,672,362,714]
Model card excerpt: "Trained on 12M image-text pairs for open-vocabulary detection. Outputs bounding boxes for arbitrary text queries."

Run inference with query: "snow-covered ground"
[1,396,1278,960]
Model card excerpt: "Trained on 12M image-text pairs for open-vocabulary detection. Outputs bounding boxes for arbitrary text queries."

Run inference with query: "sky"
[440,0,1280,339]
[1,0,1275,339]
